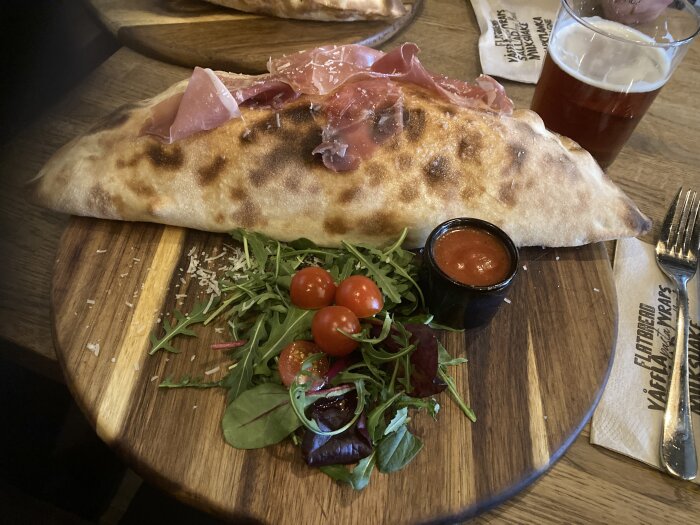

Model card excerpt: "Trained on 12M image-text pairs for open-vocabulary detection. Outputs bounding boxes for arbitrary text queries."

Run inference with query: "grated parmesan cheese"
[86,342,100,356]
[86,299,95,305]
[205,366,220,375]
[96,249,107,254]
[503,298,512,304]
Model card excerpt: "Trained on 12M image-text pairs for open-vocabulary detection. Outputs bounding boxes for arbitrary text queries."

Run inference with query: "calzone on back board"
[204,0,407,21]
[29,43,651,248]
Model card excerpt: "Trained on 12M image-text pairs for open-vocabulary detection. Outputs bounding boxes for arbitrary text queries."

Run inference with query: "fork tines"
[658,188,700,259]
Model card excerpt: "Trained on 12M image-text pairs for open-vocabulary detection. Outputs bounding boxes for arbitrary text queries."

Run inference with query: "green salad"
[149,229,474,490]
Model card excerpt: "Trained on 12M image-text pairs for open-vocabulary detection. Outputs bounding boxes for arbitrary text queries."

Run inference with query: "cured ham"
[312,79,403,171]
[268,44,385,94]
[142,43,514,168]
[143,67,241,144]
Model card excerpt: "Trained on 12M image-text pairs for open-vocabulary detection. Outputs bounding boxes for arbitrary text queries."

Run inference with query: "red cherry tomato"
[290,267,336,310]
[278,340,329,388]
[311,306,361,357]
[334,275,384,318]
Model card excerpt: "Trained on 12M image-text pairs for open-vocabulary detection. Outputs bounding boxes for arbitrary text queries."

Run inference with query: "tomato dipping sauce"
[433,227,512,287]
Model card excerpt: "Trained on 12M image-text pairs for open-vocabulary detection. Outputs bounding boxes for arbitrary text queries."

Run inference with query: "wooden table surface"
[1,0,699,520]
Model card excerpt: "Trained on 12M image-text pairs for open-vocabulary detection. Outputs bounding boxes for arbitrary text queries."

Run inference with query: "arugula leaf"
[222,383,301,449]
[377,424,423,473]
[223,314,267,403]
[149,301,209,355]
[438,342,469,367]
[319,452,376,490]
[254,307,314,374]
[341,241,403,304]
[383,407,409,436]
[366,392,402,442]
[437,368,476,422]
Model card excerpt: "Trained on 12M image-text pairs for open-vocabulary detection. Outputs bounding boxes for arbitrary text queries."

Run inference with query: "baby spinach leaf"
[222,383,300,449]
[377,424,423,473]
[319,451,376,491]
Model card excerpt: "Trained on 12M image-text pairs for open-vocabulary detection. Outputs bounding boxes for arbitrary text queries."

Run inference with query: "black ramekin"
[421,218,519,330]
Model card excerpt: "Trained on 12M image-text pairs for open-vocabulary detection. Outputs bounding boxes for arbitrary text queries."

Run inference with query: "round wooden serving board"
[87,0,423,73]
[52,217,617,523]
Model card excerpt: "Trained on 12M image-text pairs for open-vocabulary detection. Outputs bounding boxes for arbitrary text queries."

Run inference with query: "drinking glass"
[530,0,700,169]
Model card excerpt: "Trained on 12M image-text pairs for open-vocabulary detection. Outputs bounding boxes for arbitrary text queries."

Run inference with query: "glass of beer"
[530,0,700,169]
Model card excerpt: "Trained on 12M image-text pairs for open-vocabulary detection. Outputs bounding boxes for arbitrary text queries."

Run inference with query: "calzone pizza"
[29,43,650,248]
[204,0,407,21]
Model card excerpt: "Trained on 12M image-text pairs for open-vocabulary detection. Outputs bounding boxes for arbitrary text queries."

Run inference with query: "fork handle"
[660,276,698,480]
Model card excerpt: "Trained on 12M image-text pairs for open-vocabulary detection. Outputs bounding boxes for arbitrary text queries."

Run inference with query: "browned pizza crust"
[204,0,407,21]
[29,81,650,248]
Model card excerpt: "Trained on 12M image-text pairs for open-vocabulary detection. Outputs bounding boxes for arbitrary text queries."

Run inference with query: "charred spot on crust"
[88,185,125,216]
[324,216,350,235]
[338,187,361,204]
[116,156,139,169]
[146,143,184,170]
[499,180,516,206]
[232,200,263,228]
[366,162,388,184]
[461,184,485,203]
[400,186,418,203]
[298,127,324,163]
[126,179,156,198]
[397,154,413,171]
[229,186,248,202]
[198,155,227,185]
[88,104,136,134]
[458,130,484,162]
[424,156,453,185]
[359,211,399,236]
[281,104,314,125]
[284,176,301,192]
[404,107,426,143]
[88,185,112,216]
[249,168,272,188]
[215,212,225,224]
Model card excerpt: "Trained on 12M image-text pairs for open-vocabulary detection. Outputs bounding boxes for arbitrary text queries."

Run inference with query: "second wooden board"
[87,0,423,72]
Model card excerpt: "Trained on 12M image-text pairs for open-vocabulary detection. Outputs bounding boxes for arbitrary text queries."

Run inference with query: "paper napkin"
[468,0,559,83]
[590,237,700,483]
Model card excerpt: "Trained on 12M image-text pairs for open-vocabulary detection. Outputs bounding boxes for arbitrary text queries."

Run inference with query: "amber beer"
[531,18,671,169]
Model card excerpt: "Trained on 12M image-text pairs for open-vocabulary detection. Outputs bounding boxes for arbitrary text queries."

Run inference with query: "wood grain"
[1,0,700,519]
[52,217,615,523]
[88,0,422,72]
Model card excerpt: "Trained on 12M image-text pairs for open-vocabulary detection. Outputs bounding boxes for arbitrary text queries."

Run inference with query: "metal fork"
[655,187,699,481]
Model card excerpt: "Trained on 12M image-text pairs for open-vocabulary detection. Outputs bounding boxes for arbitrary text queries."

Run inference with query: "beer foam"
[550,17,671,93]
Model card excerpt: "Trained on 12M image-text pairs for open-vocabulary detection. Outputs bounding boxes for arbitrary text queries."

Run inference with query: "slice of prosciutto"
[268,44,385,95]
[368,43,513,114]
[312,78,404,172]
[268,43,513,115]
[142,43,514,151]
[142,67,241,144]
